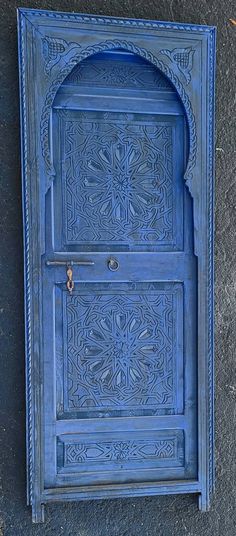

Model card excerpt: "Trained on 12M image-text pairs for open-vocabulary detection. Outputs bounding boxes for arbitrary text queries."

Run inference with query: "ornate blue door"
[43,50,197,488]
[18,9,215,522]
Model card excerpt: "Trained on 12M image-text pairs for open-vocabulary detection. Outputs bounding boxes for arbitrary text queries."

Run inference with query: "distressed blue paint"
[17,8,215,523]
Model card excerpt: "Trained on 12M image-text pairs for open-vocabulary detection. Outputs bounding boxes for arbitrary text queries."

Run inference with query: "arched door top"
[40,40,197,188]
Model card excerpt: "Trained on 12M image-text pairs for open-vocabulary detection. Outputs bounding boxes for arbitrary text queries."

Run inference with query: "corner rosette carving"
[160,47,195,84]
[42,36,81,74]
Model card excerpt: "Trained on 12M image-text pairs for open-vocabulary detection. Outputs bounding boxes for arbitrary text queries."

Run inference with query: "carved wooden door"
[18,9,215,522]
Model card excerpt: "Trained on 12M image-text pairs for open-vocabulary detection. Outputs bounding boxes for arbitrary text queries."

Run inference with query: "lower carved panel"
[56,282,183,419]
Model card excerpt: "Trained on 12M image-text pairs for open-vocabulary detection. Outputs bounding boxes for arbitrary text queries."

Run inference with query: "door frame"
[18,8,215,522]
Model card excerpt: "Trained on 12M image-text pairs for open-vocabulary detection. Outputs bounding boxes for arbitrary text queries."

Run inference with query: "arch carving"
[40,39,197,193]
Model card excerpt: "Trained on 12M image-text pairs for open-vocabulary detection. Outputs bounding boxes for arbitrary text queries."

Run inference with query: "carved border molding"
[19,13,33,507]
[207,28,215,501]
[24,9,214,33]
[40,39,197,192]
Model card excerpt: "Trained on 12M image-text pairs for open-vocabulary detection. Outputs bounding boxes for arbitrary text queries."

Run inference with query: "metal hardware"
[46,260,94,266]
[66,266,74,294]
[46,260,94,294]
[108,258,119,271]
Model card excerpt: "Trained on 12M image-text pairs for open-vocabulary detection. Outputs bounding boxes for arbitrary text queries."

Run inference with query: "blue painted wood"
[17,8,215,522]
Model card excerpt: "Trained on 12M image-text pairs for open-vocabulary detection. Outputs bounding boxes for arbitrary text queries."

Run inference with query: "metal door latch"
[66,266,74,294]
[46,259,94,294]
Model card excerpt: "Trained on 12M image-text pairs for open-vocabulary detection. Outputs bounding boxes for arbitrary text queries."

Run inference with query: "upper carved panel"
[58,110,182,250]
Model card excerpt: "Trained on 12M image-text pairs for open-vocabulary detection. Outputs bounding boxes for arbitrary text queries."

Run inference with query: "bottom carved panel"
[57,430,184,474]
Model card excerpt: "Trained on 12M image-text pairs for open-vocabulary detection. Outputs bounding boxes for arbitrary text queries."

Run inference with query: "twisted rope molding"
[23,9,213,33]
[207,28,215,499]
[19,15,33,506]
[40,39,197,190]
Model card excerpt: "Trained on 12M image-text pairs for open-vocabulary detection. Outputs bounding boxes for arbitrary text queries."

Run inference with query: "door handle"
[46,259,94,294]
[107,257,119,271]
